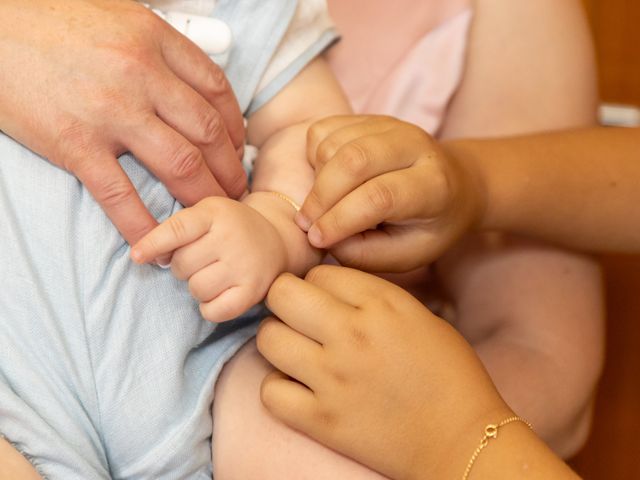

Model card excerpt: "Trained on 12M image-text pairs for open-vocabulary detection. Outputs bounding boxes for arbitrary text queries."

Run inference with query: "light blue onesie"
[0,1,336,478]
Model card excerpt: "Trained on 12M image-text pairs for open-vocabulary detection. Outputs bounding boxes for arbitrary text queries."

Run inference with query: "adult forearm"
[444,127,640,253]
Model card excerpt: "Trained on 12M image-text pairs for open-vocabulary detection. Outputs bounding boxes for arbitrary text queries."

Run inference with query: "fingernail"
[295,212,311,231]
[308,225,323,247]
[155,255,172,269]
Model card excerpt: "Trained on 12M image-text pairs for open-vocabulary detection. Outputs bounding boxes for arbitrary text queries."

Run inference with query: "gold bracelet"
[265,191,301,212]
[462,416,533,480]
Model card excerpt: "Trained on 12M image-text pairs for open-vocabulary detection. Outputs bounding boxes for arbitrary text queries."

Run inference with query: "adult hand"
[257,266,512,480]
[297,115,484,271]
[0,0,246,245]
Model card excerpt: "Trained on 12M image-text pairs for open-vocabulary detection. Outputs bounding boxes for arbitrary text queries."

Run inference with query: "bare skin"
[250,0,602,477]
[258,266,582,480]
[0,0,604,478]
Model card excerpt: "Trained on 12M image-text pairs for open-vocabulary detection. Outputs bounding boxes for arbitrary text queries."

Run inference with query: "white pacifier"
[141,3,233,66]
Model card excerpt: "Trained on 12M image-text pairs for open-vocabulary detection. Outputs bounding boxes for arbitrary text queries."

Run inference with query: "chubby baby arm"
[131,59,351,321]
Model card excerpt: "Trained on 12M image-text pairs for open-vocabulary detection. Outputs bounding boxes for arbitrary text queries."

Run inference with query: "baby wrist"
[243,191,323,275]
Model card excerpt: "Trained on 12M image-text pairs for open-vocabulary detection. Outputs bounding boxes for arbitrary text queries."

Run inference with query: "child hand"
[131,197,288,322]
[257,265,512,480]
[297,115,485,272]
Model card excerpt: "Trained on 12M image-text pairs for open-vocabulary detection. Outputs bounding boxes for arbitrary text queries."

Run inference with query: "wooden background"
[582,0,640,106]
[570,1,640,477]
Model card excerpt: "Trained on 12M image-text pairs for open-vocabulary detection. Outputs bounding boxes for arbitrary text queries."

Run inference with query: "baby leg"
[0,438,42,480]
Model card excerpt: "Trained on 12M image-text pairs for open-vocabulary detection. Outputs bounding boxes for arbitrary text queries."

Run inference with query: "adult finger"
[150,68,247,199]
[260,370,317,434]
[306,166,440,249]
[257,317,323,389]
[130,203,211,264]
[266,273,349,343]
[160,27,245,154]
[123,114,226,204]
[74,152,158,246]
[298,131,417,230]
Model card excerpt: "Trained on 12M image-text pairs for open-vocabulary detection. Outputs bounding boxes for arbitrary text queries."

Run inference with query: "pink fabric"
[327,0,473,135]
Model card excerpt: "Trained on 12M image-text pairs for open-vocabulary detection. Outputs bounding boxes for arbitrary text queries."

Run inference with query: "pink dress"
[327,0,473,135]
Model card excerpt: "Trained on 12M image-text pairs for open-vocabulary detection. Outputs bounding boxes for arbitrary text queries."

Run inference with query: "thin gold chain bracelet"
[462,416,533,480]
[264,191,301,212]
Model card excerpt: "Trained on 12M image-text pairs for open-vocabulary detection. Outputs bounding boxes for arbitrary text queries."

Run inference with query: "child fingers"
[305,167,430,249]
[260,370,318,435]
[257,317,323,390]
[309,116,426,171]
[298,131,414,231]
[329,226,437,273]
[306,115,373,167]
[266,273,351,343]
[130,202,212,264]
[302,264,404,308]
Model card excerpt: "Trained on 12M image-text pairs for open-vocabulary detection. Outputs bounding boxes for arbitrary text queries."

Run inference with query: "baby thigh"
[212,340,388,480]
[0,438,42,480]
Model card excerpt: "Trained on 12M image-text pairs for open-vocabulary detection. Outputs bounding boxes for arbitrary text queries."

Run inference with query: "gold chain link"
[462,416,533,480]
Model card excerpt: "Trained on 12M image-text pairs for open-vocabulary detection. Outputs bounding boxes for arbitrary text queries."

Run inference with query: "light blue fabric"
[0,1,338,478]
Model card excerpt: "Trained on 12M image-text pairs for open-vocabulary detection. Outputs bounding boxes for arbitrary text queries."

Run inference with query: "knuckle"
[167,216,190,244]
[168,144,204,180]
[339,143,370,177]
[105,43,154,84]
[202,65,230,98]
[92,177,137,208]
[366,181,395,214]
[197,110,225,145]
[54,120,99,169]
[315,138,340,167]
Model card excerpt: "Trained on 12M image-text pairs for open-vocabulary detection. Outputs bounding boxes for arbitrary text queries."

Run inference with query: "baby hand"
[298,115,484,272]
[131,197,287,322]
